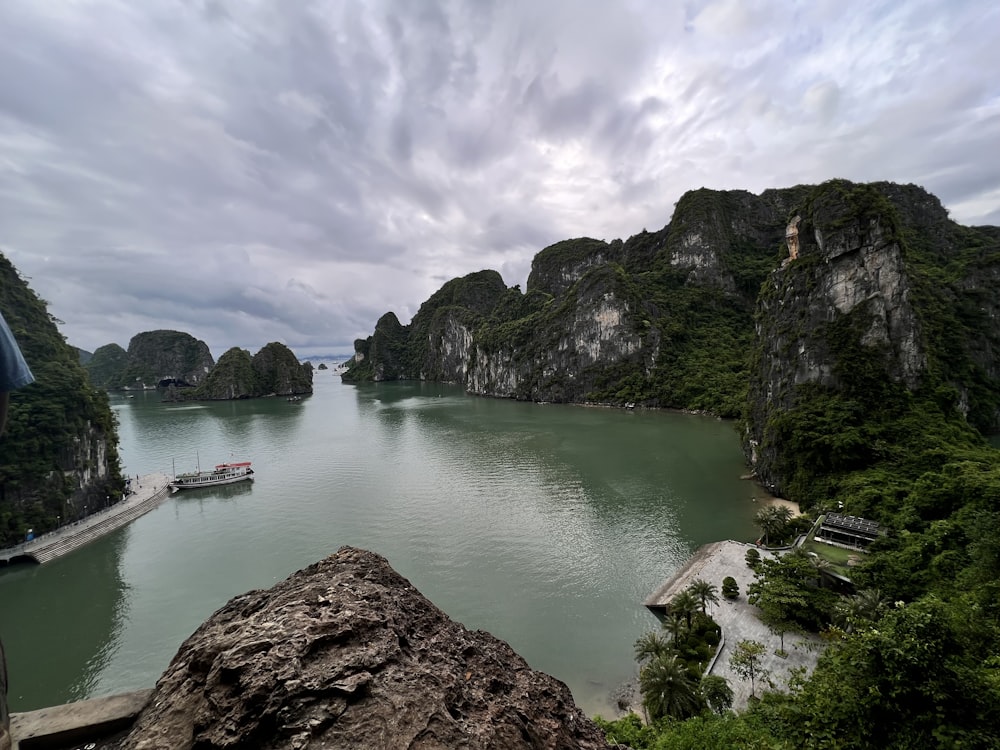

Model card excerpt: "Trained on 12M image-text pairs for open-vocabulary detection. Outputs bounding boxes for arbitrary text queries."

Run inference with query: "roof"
[821,512,881,538]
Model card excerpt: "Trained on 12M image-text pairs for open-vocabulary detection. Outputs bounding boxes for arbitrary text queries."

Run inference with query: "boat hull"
[170,462,254,491]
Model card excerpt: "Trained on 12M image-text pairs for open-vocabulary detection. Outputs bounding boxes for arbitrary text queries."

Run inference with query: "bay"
[0,375,760,717]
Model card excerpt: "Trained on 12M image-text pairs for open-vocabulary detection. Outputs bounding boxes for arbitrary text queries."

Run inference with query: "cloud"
[0,0,997,359]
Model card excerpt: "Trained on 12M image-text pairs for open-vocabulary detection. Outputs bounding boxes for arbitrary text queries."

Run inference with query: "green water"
[0,377,760,716]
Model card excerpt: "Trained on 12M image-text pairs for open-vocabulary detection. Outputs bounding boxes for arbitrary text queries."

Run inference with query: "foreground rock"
[122,547,609,750]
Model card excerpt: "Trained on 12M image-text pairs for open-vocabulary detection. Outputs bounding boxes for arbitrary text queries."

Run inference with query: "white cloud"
[0,0,997,357]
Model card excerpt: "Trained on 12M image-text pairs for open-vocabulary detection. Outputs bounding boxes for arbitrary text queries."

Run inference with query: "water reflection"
[0,528,128,709]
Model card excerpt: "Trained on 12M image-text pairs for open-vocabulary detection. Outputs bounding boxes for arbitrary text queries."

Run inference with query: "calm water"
[0,376,760,716]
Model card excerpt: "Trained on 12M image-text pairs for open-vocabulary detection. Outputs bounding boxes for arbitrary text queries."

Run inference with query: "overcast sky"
[2,0,998,360]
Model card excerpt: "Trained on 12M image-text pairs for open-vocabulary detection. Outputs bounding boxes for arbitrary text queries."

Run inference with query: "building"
[816,513,882,549]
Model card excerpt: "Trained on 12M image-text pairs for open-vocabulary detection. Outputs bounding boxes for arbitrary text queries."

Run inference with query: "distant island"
[85,330,312,400]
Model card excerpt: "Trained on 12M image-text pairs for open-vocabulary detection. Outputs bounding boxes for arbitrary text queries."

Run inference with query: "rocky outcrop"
[121,547,609,750]
[85,343,129,388]
[0,252,123,547]
[344,180,1000,439]
[251,342,313,396]
[190,343,313,399]
[122,330,215,389]
[192,347,259,400]
[744,180,1000,493]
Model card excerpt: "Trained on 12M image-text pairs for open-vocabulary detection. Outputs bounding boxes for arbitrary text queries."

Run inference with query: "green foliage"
[728,640,769,699]
[744,548,761,569]
[754,505,794,547]
[776,596,1000,748]
[722,576,739,599]
[1,252,123,546]
[700,675,733,715]
[85,343,129,388]
[748,550,837,631]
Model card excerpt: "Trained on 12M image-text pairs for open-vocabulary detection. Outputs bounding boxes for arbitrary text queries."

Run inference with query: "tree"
[670,590,700,630]
[729,640,770,699]
[688,579,720,615]
[639,653,703,721]
[833,588,891,633]
[745,547,762,569]
[754,505,794,547]
[748,550,837,630]
[722,576,739,599]
[700,674,734,714]
[634,630,672,664]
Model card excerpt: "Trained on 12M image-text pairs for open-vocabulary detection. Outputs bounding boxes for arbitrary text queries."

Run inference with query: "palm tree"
[670,590,700,630]
[639,654,702,721]
[700,674,733,714]
[633,630,672,664]
[688,579,720,615]
[663,614,685,645]
[754,507,780,547]
[755,505,794,547]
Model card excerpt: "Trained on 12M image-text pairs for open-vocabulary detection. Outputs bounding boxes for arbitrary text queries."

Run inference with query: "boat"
[170,460,254,491]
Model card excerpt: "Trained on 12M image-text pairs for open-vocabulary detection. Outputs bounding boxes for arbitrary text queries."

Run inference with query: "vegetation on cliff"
[0,253,124,547]
[347,179,1000,748]
[190,342,313,399]
[85,343,129,388]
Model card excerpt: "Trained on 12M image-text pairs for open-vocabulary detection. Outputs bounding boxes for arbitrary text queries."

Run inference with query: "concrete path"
[645,540,824,710]
[0,473,170,565]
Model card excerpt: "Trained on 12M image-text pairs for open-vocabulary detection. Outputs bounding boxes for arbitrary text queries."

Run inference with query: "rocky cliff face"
[121,547,609,750]
[251,342,313,396]
[191,343,313,399]
[343,190,794,411]
[122,330,215,389]
[0,252,123,547]
[745,180,1000,494]
[344,179,1000,494]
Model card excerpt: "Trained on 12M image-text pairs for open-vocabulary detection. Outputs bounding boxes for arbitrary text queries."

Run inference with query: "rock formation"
[250,342,313,396]
[745,181,1000,494]
[0,252,123,547]
[344,180,1000,492]
[190,343,313,400]
[121,547,609,750]
[122,330,215,389]
[85,342,130,388]
[191,347,259,400]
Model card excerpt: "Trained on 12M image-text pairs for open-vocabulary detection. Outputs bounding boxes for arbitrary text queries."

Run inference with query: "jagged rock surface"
[121,547,609,750]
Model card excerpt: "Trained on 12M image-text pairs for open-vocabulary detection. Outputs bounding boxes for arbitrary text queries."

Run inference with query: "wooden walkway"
[0,473,170,566]
[644,540,824,710]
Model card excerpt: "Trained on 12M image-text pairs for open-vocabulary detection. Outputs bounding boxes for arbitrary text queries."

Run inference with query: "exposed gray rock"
[121,547,609,750]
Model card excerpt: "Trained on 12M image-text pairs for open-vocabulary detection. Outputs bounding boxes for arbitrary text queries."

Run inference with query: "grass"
[802,535,865,578]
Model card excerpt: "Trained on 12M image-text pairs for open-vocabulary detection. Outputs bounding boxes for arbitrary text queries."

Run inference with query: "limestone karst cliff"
[344,180,1000,496]
[0,252,124,547]
[121,547,609,750]
[85,342,129,388]
[98,330,216,390]
[189,342,313,400]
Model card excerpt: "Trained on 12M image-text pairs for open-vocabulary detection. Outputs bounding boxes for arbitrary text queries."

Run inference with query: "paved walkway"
[0,473,170,565]
[645,540,824,710]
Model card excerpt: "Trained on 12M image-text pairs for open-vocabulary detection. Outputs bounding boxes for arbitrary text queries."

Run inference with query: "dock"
[0,473,170,566]
[644,540,823,710]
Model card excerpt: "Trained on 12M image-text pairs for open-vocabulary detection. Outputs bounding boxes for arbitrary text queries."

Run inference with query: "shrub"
[722,576,739,599]
[745,548,761,568]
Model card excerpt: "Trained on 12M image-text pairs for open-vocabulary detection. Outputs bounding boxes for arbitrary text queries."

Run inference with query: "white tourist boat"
[170,460,254,491]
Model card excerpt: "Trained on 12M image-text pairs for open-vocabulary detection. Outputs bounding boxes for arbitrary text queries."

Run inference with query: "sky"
[1,0,998,360]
